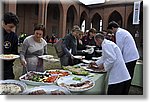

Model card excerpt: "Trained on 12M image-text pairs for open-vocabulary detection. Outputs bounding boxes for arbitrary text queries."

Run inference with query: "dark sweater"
[3,29,18,54]
[2,28,18,79]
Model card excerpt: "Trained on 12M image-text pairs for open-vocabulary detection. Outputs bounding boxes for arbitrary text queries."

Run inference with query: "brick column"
[86,18,91,30]
[5,0,16,14]
[4,0,17,32]
[61,11,67,38]
[38,2,45,25]
[44,3,48,27]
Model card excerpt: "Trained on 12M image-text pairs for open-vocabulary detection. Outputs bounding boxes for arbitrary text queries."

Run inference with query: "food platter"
[19,70,72,86]
[0,54,20,60]
[57,75,95,92]
[22,85,71,95]
[19,71,58,85]
[44,70,72,77]
[62,65,89,76]
[0,80,27,95]
[84,63,106,73]
[83,67,106,73]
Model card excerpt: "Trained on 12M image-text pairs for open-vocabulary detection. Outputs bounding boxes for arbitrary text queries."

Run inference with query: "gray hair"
[72,25,81,32]
[95,33,105,40]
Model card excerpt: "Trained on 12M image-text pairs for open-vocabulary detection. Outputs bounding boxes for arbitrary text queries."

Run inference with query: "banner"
[133,1,141,25]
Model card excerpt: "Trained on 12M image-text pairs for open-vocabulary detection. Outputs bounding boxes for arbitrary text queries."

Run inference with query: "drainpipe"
[44,2,47,26]
[124,3,126,28]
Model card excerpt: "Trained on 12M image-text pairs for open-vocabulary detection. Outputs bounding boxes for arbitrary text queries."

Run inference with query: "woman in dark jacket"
[60,25,82,66]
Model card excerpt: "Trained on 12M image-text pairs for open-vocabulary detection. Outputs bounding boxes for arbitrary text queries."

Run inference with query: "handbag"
[54,38,65,58]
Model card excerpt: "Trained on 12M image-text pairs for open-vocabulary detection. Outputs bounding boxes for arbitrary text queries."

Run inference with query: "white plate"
[38,55,54,59]
[83,49,94,54]
[82,59,93,64]
[47,58,60,62]
[82,50,89,53]
[19,71,57,86]
[39,55,59,62]
[92,57,101,60]
[0,54,20,60]
[57,75,95,92]
[22,85,71,95]
[95,50,102,53]
[86,45,96,48]
[73,55,85,59]
[76,63,88,67]
[0,80,27,95]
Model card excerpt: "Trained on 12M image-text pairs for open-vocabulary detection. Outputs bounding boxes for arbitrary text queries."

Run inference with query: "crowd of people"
[45,34,58,46]
[1,12,140,95]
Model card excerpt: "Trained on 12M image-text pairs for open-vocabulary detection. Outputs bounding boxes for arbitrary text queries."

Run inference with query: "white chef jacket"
[116,28,139,63]
[96,39,131,85]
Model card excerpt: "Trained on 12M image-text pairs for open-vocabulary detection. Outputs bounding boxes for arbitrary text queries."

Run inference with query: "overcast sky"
[78,0,105,5]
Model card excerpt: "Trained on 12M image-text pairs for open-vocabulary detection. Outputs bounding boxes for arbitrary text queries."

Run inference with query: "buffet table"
[26,72,108,95]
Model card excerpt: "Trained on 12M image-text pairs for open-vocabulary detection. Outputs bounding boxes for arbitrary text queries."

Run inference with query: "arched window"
[108,10,122,27]
[91,13,102,31]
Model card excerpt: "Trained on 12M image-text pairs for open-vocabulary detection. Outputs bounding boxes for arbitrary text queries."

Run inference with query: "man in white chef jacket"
[107,21,139,94]
[92,33,131,95]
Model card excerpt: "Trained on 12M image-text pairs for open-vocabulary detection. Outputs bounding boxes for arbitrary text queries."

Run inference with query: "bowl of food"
[0,80,27,95]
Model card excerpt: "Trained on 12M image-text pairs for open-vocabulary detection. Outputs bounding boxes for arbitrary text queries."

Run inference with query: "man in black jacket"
[1,12,19,80]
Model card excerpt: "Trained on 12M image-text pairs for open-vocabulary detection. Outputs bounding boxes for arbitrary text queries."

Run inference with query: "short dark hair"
[95,33,105,40]
[3,12,19,26]
[34,24,46,37]
[107,21,119,29]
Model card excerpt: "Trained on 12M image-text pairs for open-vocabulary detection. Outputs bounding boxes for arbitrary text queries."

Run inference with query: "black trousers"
[108,80,129,95]
[108,60,137,95]
[3,68,15,80]
[3,61,15,80]
[124,60,137,94]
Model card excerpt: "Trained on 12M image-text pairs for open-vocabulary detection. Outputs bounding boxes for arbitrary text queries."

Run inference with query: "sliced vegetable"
[72,77,82,81]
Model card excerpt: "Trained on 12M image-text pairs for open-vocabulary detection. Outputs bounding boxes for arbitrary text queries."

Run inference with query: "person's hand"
[20,59,27,68]
[88,61,98,68]
[87,48,94,54]
[89,61,96,65]
[98,64,104,71]
[70,54,74,60]
[82,50,85,53]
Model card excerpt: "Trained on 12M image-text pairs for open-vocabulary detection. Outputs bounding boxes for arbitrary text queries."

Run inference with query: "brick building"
[3,0,143,57]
